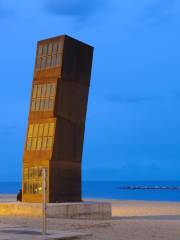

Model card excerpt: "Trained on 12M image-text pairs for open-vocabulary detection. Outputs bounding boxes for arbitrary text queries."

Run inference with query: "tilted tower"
[22,35,93,203]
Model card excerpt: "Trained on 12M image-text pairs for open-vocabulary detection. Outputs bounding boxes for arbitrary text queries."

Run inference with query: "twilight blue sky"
[0,0,180,181]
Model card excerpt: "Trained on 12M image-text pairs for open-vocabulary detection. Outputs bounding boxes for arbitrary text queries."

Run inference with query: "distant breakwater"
[118,186,180,190]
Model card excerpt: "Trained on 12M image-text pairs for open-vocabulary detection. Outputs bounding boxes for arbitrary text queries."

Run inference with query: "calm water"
[1,181,180,202]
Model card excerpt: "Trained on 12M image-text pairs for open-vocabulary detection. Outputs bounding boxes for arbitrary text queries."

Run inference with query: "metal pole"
[42,168,47,235]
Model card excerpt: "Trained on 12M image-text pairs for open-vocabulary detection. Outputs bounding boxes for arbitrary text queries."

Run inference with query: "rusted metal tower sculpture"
[22,35,93,203]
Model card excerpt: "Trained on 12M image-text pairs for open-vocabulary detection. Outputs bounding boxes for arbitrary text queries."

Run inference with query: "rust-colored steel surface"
[22,35,93,203]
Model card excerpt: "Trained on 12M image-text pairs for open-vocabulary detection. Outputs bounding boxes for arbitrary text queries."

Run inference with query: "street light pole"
[42,168,47,235]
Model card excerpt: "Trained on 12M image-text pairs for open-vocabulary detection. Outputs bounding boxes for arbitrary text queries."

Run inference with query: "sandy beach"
[0,195,180,240]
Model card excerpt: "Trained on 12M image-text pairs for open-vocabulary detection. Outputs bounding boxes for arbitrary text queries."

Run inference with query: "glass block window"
[26,122,55,151]
[23,167,48,194]
[37,46,43,56]
[35,40,62,71]
[31,83,56,112]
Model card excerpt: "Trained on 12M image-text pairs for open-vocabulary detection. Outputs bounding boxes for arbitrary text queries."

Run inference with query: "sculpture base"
[0,201,111,220]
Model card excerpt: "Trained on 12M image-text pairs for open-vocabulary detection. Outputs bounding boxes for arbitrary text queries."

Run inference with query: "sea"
[1,181,180,202]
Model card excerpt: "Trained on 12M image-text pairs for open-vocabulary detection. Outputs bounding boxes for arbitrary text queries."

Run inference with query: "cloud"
[44,0,106,18]
[140,0,179,26]
[107,94,161,104]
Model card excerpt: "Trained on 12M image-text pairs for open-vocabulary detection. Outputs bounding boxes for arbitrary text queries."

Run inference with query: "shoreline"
[1,194,180,204]
[84,198,180,203]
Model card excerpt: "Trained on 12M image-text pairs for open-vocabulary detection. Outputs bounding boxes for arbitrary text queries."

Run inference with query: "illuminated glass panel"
[37,45,43,56]
[31,83,56,111]
[42,45,48,56]
[26,123,55,151]
[48,99,54,111]
[48,43,52,55]
[41,57,46,69]
[38,183,42,194]
[31,138,37,150]
[49,123,54,136]
[46,84,51,97]
[43,124,49,136]
[23,167,48,195]
[29,183,33,194]
[24,183,28,194]
[42,137,47,150]
[36,57,41,70]
[51,55,56,67]
[40,99,44,111]
[29,168,33,179]
[47,137,53,150]
[41,85,46,97]
[33,183,38,194]
[24,168,28,179]
[37,85,41,98]
[32,85,37,98]
[33,124,39,137]
[35,99,40,111]
[38,124,43,137]
[31,100,36,111]
[34,167,38,178]
[28,125,34,138]
[56,54,61,65]
[58,41,62,53]
[35,40,62,70]
[26,138,32,151]
[38,167,42,177]
[36,137,42,150]
[52,42,58,53]
[44,99,49,110]
[46,56,51,68]
[50,84,56,96]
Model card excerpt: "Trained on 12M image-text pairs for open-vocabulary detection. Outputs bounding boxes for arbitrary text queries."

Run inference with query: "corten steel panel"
[22,35,93,203]
[49,161,81,202]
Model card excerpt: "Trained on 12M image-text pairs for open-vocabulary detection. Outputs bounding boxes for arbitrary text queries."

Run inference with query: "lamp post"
[42,168,47,235]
